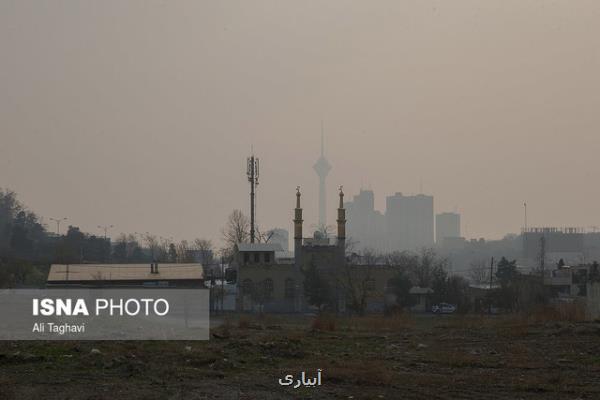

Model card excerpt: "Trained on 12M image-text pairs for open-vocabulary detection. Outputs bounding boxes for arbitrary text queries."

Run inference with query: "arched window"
[242,279,254,296]
[284,278,295,299]
[263,278,274,300]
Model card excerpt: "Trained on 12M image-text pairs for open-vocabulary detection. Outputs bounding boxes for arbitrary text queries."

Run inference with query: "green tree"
[444,275,471,313]
[495,257,518,285]
[388,270,414,308]
[494,257,519,311]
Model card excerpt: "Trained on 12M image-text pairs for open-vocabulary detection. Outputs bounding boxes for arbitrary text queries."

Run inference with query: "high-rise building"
[522,227,584,265]
[313,131,331,227]
[436,212,461,245]
[385,193,434,251]
[345,189,385,252]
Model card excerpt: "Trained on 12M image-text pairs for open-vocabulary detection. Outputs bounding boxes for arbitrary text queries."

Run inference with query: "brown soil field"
[1,313,600,399]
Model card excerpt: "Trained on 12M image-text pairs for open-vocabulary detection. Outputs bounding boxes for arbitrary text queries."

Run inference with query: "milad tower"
[313,129,332,228]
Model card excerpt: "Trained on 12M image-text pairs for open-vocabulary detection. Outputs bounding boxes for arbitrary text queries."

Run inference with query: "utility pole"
[489,256,494,315]
[209,270,215,313]
[247,153,259,243]
[523,202,528,260]
[98,225,114,262]
[49,217,68,235]
[539,236,546,277]
[221,256,225,313]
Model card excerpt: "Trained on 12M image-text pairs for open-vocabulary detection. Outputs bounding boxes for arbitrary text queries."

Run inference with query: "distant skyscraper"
[385,192,434,251]
[436,212,461,245]
[345,189,385,252]
[313,128,331,227]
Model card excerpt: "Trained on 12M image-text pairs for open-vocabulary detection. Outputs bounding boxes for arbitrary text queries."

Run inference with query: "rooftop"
[409,286,434,295]
[47,263,204,282]
[236,243,283,252]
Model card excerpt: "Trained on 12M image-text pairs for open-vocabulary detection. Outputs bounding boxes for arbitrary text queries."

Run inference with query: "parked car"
[431,303,457,314]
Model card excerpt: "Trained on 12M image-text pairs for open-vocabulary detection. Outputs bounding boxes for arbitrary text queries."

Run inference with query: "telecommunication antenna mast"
[247,153,259,243]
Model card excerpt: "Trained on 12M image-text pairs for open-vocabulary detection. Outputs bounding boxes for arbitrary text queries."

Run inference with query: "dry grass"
[310,313,416,333]
[432,315,487,330]
[5,312,600,399]
[237,315,251,329]
[524,302,587,324]
[477,303,589,337]
[324,359,396,386]
[341,313,415,332]
[311,314,337,331]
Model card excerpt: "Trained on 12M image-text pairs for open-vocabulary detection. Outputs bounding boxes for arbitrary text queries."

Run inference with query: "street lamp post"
[98,224,114,263]
[49,217,68,235]
[98,224,114,240]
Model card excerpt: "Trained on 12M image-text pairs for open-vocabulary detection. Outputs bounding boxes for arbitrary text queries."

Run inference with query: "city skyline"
[2,1,599,244]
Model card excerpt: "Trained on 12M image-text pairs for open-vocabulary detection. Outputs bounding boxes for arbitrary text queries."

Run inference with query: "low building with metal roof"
[47,263,204,288]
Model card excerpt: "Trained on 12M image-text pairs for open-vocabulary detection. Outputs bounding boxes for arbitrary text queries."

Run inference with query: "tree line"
[0,188,217,287]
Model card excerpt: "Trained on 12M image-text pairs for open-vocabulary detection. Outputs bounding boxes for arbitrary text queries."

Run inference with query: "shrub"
[311,314,337,332]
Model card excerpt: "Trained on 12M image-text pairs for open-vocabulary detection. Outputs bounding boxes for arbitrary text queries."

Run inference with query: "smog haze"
[2,0,599,243]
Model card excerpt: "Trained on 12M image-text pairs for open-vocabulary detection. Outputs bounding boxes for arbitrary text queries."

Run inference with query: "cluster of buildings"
[344,189,461,253]
[233,188,391,313]
[42,137,600,317]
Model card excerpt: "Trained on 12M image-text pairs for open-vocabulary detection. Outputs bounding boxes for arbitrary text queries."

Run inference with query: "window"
[243,253,249,264]
[262,278,274,300]
[284,278,295,299]
[264,252,271,263]
[254,253,260,263]
[365,278,376,292]
[242,279,254,296]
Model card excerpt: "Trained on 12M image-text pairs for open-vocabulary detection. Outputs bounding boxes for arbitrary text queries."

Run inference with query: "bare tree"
[383,251,418,268]
[311,223,335,238]
[125,233,138,259]
[468,259,490,284]
[408,248,447,288]
[143,233,160,261]
[255,226,275,244]
[361,248,381,265]
[193,238,214,265]
[158,237,170,262]
[332,262,378,316]
[176,240,194,263]
[221,210,250,261]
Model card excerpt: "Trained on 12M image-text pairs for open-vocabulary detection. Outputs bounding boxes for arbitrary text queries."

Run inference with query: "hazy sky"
[1,1,599,246]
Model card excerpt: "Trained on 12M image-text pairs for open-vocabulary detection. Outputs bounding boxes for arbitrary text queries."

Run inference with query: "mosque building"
[234,187,399,313]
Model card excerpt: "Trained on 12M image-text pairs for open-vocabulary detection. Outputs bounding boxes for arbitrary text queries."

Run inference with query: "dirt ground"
[1,313,600,400]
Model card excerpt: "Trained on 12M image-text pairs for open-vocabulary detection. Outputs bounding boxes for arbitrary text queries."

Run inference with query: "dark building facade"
[386,192,434,251]
[235,188,347,312]
[235,188,408,314]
